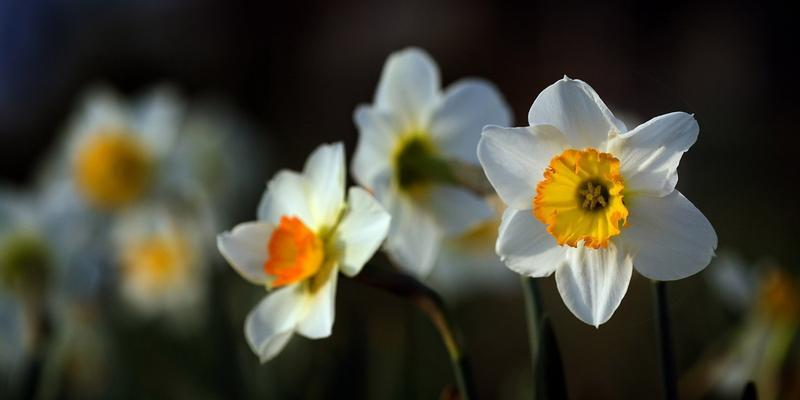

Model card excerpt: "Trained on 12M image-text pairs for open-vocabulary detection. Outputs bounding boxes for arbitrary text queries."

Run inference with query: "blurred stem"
[520,277,542,383]
[356,265,475,400]
[653,281,677,400]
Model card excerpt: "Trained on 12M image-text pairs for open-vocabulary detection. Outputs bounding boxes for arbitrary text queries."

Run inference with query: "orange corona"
[265,216,325,288]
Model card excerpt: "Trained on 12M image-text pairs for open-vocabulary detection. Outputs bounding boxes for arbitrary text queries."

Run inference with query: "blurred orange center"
[264,216,325,288]
[74,131,153,209]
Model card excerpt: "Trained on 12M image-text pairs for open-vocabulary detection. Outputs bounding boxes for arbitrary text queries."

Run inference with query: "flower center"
[122,232,191,290]
[393,135,455,193]
[74,131,153,209]
[0,233,51,291]
[264,216,326,289]
[533,148,629,249]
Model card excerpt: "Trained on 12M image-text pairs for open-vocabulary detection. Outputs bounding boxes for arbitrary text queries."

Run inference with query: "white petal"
[496,208,566,277]
[619,191,717,281]
[216,221,272,285]
[384,193,443,278]
[425,185,493,235]
[352,106,402,187]
[608,112,699,197]
[303,143,346,227]
[336,187,391,277]
[245,285,307,363]
[256,170,313,227]
[374,48,440,129]
[477,124,566,209]
[429,79,512,164]
[296,271,338,339]
[133,86,184,157]
[528,77,625,150]
[555,242,633,327]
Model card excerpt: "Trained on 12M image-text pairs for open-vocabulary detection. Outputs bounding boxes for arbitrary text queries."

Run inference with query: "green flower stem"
[653,280,678,400]
[521,277,542,382]
[356,265,475,400]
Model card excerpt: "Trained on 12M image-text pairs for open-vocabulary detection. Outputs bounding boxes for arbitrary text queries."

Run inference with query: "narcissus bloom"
[352,48,511,277]
[45,86,183,212]
[113,205,209,323]
[478,77,717,326]
[217,143,390,362]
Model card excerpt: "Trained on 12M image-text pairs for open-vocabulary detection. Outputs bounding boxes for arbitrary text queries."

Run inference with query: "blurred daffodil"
[42,85,184,212]
[113,204,209,325]
[688,254,800,399]
[427,195,516,301]
[0,189,53,376]
[352,48,511,278]
[478,77,717,326]
[217,143,390,362]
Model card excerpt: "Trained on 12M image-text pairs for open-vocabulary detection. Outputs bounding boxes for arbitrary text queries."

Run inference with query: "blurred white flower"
[171,100,268,230]
[427,195,517,302]
[478,77,717,326]
[218,143,390,362]
[352,47,511,278]
[41,85,184,213]
[113,203,209,326]
[0,189,52,376]
[690,254,799,399]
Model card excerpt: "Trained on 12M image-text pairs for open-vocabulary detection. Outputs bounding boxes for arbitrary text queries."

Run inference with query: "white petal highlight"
[620,191,717,281]
[374,48,440,129]
[256,170,313,227]
[477,124,566,209]
[384,194,443,278]
[296,272,338,339]
[245,285,307,363]
[133,86,184,157]
[609,112,699,197]
[303,142,346,227]
[352,106,402,187]
[496,208,565,277]
[555,242,633,327]
[528,77,625,150]
[426,185,493,236]
[216,221,272,285]
[337,187,391,277]
[429,79,512,164]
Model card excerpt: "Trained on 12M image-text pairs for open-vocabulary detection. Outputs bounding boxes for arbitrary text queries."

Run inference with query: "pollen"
[74,131,153,210]
[265,216,325,288]
[533,148,629,249]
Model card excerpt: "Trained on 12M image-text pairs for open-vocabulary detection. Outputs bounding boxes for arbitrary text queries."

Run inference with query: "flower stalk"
[356,264,475,400]
[653,280,678,400]
[521,277,542,379]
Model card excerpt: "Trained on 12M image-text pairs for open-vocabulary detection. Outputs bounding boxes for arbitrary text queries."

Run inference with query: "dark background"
[2,1,798,398]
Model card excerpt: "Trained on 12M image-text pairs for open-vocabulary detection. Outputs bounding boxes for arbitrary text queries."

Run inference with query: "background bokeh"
[2,1,799,399]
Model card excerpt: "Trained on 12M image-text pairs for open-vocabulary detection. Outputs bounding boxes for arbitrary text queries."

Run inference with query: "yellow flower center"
[74,131,153,209]
[122,233,191,290]
[264,216,329,291]
[533,148,629,249]
[392,134,455,195]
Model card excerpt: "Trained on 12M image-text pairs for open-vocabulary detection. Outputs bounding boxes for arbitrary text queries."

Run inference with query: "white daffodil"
[42,85,183,212]
[478,77,717,326]
[113,204,209,325]
[352,47,511,277]
[427,195,517,301]
[217,143,390,362]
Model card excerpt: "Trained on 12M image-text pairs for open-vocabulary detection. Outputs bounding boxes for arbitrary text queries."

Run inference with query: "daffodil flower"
[217,143,391,362]
[352,48,511,277]
[113,204,209,323]
[478,77,717,326]
[43,86,183,212]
